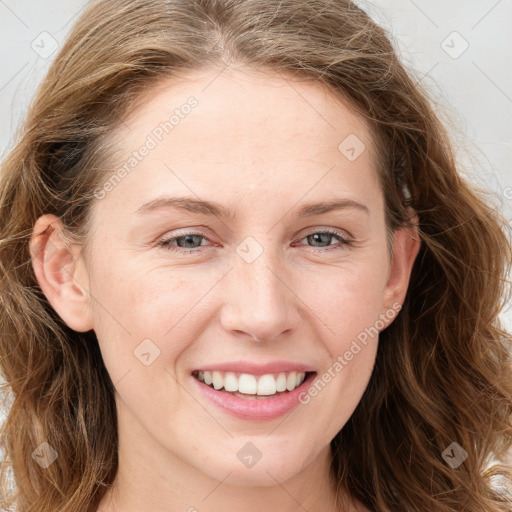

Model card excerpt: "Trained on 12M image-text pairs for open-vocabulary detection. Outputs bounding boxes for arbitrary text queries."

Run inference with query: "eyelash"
[157,228,353,255]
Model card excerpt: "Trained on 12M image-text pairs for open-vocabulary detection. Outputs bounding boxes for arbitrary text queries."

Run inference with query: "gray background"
[1,0,511,438]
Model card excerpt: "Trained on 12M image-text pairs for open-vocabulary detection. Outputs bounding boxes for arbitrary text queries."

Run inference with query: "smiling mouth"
[191,369,317,399]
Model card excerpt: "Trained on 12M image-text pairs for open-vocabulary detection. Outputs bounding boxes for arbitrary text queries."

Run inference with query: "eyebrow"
[134,195,370,219]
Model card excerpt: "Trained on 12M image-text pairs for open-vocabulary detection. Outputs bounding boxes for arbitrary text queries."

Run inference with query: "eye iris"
[308,232,332,247]
[178,234,202,248]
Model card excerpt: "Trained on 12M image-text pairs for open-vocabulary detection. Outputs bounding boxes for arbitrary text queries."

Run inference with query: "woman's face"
[33,66,418,489]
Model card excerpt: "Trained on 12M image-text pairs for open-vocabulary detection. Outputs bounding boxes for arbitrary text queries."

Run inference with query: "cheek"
[291,253,387,414]
[298,264,384,435]
[89,249,190,337]
[294,256,389,348]
[89,256,216,385]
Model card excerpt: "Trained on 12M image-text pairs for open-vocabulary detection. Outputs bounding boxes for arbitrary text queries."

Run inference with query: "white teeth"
[196,370,307,396]
[223,372,238,392]
[286,371,297,391]
[276,372,287,392]
[257,374,277,395]
[238,373,257,394]
[212,371,223,390]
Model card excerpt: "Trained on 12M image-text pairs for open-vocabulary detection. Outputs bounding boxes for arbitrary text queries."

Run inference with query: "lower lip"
[191,372,317,421]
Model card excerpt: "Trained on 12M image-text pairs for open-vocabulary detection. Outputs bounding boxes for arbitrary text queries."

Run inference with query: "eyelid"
[299,225,354,241]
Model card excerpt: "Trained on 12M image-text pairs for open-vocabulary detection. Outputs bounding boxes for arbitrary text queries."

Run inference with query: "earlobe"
[30,214,94,332]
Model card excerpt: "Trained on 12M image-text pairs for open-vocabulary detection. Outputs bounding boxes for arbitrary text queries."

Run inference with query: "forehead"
[111,66,375,157]
[95,66,381,219]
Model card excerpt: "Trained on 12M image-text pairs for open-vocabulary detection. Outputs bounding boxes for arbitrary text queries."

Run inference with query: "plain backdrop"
[1,0,511,427]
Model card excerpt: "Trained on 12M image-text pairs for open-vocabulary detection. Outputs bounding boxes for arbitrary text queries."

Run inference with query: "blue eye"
[158,232,208,253]
[295,228,353,253]
[157,228,353,254]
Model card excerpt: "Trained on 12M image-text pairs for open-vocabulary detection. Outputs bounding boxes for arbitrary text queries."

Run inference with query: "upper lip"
[193,360,316,376]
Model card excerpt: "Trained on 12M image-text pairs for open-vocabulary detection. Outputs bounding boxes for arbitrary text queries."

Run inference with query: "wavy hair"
[1,0,511,510]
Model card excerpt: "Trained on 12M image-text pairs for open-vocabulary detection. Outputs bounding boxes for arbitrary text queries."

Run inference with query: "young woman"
[1,1,511,511]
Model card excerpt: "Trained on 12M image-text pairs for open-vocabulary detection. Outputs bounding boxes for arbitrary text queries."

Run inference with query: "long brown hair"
[1,1,511,510]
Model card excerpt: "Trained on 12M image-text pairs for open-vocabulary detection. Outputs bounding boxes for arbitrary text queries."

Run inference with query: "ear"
[381,210,421,322]
[30,214,94,332]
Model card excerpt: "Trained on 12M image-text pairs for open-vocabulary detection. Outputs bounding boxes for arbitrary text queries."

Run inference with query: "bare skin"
[30,65,420,512]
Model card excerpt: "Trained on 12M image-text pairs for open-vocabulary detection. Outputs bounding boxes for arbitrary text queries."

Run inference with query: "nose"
[219,248,301,343]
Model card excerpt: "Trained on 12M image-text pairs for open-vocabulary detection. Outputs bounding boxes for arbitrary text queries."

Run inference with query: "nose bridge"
[220,235,299,341]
